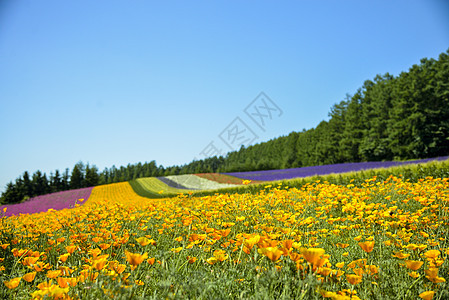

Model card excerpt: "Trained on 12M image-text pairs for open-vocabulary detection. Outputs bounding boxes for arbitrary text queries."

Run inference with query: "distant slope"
[224,156,449,181]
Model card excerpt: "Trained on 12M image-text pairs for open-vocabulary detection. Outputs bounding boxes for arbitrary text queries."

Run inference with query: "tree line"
[1,49,448,204]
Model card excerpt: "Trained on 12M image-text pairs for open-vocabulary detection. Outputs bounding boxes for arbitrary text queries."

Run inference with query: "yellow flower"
[170,247,183,253]
[354,235,363,242]
[135,280,144,286]
[4,277,21,289]
[136,237,151,246]
[212,249,229,262]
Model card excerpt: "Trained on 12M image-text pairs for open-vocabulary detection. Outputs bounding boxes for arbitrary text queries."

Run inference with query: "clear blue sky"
[1,0,448,192]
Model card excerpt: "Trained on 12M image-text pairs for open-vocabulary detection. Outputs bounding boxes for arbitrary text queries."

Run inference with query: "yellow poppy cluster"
[0,176,448,299]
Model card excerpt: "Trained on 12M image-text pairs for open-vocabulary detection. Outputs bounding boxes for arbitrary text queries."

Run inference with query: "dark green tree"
[85,164,99,187]
[70,162,85,189]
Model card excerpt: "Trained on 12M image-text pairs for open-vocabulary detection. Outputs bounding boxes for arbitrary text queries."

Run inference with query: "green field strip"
[129,179,166,199]
[133,177,194,197]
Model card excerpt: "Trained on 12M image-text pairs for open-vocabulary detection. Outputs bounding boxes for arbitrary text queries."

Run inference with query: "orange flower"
[424,268,439,278]
[112,263,126,274]
[92,257,108,271]
[419,291,435,300]
[346,274,362,285]
[424,250,440,260]
[392,252,410,259]
[365,265,379,275]
[58,253,70,263]
[47,270,62,279]
[244,235,261,250]
[57,277,69,288]
[125,251,148,266]
[37,280,53,290]
[405,260,424,271]
[260,247,282,262]
[186,256,197,264]
[22,271,37,283]
[66,245,77,254]
[300,248,325,266]
[99,243,111,250]
[358,241,375,253]
[4,277,21,289]
[22,256,39,266]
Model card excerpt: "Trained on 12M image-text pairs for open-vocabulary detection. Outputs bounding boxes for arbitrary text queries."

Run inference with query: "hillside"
[2,49,448,205]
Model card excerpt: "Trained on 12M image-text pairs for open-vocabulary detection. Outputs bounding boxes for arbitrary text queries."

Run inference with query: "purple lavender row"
[0,186,94,217]
[224,156,449,181]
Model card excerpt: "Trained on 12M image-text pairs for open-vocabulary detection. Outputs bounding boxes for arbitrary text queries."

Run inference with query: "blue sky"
[0,0,448,191]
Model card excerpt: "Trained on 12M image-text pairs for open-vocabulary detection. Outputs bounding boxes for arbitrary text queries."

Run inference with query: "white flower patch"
[164,175,239,190]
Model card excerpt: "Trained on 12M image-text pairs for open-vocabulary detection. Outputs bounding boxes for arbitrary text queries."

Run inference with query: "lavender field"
[224,156,449,181]
[0,187,93,217]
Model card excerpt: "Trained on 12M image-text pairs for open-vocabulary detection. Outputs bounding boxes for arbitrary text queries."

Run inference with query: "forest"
[1,49,448,204]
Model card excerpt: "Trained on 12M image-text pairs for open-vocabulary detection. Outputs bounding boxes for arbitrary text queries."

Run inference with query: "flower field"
[1,175,448,299]
[0,187,93,217]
